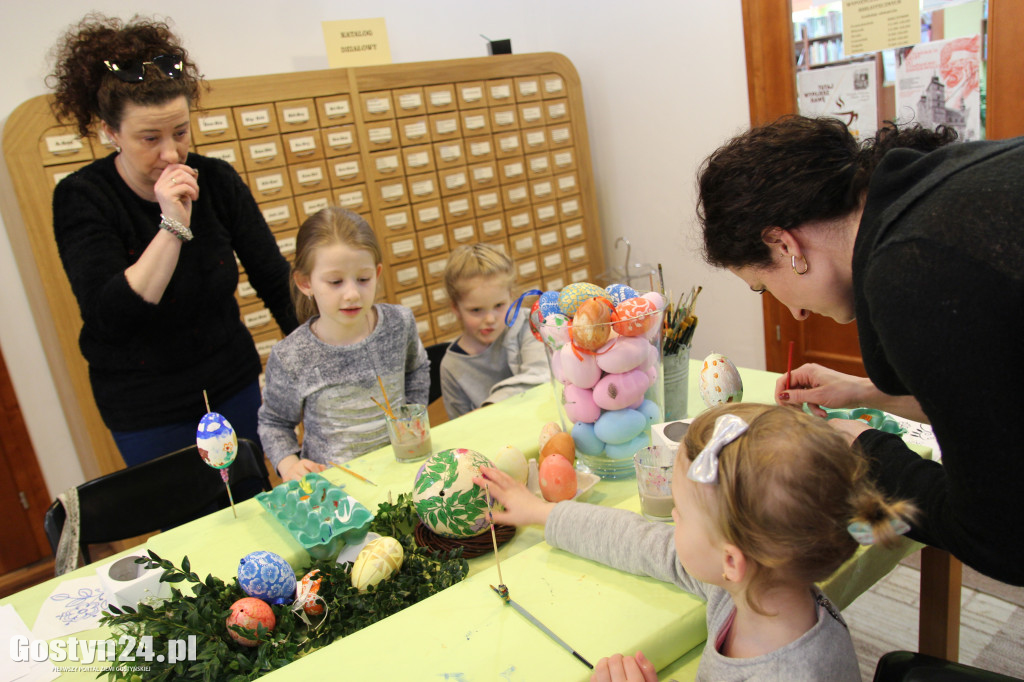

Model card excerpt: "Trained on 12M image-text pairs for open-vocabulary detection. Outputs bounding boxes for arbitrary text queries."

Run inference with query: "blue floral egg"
[538,290,563,318]
[237,551,296,604]
[197,412,237,469]
[605,283,639,304]
[557,282,610,317]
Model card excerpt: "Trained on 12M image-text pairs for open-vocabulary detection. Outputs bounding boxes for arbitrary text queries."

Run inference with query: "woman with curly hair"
[696,115,1024,585]
[48,14,297,466]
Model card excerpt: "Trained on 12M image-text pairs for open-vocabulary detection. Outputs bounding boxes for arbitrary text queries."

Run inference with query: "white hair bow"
[687,414,749,484]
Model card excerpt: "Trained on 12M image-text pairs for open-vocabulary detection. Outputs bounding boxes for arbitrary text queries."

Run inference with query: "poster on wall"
[894,34,982,140]
[796,60,878,140]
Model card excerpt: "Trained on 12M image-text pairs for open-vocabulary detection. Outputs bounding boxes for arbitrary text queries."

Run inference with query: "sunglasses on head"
[103,54,183,83]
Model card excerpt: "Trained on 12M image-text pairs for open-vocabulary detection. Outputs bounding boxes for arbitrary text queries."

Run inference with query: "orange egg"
[571,297,613,351]
[539,454,578,502]
[540,431,576,466]
[538,421,563,453]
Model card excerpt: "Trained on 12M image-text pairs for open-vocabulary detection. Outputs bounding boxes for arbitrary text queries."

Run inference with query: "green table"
[1,361,918,680]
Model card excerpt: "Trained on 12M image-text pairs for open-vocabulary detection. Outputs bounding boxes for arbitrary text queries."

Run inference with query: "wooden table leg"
[918,546,962,661]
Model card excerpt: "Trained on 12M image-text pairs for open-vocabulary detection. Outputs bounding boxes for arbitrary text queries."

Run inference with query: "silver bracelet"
[159,214,194,242]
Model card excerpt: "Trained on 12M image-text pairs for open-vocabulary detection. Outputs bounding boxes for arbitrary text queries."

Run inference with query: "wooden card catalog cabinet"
[3,53,604,477]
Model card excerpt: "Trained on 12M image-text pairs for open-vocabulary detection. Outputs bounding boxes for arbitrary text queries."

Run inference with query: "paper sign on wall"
[894,34,982,141]
[797,60,878,141]
[322,18,391,68]
[842,0,919,55]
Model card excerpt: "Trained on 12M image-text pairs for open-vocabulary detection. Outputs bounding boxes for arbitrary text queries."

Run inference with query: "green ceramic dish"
[808,405,907,436]
[256,473,374,560]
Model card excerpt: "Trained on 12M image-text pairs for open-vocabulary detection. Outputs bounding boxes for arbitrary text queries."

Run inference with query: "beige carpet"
[844,551,1024,681]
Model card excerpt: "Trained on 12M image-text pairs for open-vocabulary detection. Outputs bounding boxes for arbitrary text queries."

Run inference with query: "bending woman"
[696,115,1024,585]
[48,14,297,466]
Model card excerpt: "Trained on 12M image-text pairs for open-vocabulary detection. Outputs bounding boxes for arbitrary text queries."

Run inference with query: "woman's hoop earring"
[791,254,809,276]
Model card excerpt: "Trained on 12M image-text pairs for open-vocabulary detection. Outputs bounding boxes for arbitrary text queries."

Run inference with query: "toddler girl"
[258,207,429,481]
[479,403,915,681]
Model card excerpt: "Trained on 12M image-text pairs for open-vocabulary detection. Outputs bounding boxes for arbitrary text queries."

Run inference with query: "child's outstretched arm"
[474,466,555,527]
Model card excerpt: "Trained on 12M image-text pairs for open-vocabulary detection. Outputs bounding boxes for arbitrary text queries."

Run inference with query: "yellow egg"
[350,536,404,591]
[493,445,529,484]
[538,421,563,452]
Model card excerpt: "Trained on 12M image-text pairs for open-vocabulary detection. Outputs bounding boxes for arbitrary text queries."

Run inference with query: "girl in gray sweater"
[479,403,915,681]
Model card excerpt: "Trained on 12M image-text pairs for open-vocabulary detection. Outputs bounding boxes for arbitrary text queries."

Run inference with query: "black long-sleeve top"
[53,152,297,430]
[853,136,1024,585]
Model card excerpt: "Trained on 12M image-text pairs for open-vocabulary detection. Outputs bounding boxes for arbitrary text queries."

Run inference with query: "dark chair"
[43,438,272,565]
[873,651,1024,682]
[426,341,450,405]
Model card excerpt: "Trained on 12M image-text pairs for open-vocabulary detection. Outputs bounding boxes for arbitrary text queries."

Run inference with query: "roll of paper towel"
[97,555,171,609]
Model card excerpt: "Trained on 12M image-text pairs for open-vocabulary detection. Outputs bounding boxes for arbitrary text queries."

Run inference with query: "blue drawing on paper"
[50,587,108,627]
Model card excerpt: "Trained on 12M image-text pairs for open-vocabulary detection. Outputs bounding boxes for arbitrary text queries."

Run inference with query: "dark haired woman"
[48,14,297,467]
[696,115,1024,585]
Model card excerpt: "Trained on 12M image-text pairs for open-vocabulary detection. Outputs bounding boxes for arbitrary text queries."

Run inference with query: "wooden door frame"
[0,344,53,569]
[742,0,1024,375]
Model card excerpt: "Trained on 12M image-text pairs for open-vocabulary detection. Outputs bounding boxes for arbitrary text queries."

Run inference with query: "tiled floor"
[844,563,1024,681]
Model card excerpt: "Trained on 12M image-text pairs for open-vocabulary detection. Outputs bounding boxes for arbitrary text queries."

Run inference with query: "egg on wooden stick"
[196,390,239,516]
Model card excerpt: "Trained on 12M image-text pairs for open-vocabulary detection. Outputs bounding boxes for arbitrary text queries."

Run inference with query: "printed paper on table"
[322,18,391,68]
[797,60,878,140]
[894,34,982,141]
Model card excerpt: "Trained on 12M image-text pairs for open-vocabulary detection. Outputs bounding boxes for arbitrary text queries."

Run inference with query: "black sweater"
[853,136,1024,585]
[53,153,297,430]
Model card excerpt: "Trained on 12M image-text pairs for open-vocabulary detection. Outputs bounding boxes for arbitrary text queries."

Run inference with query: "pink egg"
[539,454,578,502]
[563,384,601,423]
[596,336,649,374]
[550,349,567,383]
[593,368,651,411]
[560,343,602,388]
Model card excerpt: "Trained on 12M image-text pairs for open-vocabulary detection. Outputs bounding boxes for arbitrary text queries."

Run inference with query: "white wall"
[0,0,762,495]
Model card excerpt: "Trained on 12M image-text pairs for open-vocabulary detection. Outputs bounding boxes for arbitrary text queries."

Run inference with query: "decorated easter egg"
[594,408,648,445]
[351,536,404,591]
[605,432,652,460]
[596,336,650,374]
[563,384,600,424]
[571,422,607,456]
[527,299,544,342]
[558,282,610,317]
[413,448,494,538]
[238,551,296,604]
[539,454,578,502]
[540,313,571,350]
[538,421,563,452]
[699,353,744,406]
[540,431,576,466]
[560,343,602,388]
[538,290,563,318]
[593,368,652,411]
[605,283,639,304]
[493,444,529,484]
[612,297,659,337]
[197,412,237,469]
[226,597,276,647]
[571,297,613,351]
[295,569,324,616]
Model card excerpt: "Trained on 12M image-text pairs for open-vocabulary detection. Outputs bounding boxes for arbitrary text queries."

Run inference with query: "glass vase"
[540,293,665,479]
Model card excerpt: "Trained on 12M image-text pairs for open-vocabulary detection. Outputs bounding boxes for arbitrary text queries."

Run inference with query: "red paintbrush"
[785,340,795,391]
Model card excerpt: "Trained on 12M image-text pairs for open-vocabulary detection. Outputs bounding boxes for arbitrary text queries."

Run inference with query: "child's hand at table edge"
[278,455,328,482]
[474,466,555,527]
[591,651,659,682]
